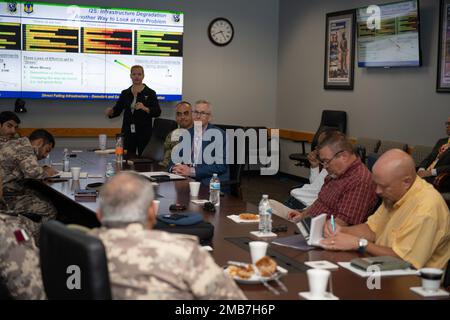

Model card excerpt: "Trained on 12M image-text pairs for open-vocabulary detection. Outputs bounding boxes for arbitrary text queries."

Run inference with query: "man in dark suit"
[418,117,450,183]
[168,100,229,186]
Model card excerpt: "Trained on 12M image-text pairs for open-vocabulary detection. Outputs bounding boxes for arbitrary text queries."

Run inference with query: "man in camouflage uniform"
[159,101,193,167]
[0,173,46,300]
[0,129,58,242]
[0,111,21,139]
[90,171,246,300]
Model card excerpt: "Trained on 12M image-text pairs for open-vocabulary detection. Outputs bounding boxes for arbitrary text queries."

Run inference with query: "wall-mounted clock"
[208,17,234,46]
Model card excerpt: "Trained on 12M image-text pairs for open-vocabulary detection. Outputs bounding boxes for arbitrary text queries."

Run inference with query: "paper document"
[138,171,186,180]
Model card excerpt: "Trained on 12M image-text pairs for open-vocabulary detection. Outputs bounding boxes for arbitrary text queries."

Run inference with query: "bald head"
[373,149,416,180]
[98,171,155,227]
[372,149,417,206]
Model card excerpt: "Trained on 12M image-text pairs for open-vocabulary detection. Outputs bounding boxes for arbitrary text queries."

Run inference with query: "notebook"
[306,213,327,246]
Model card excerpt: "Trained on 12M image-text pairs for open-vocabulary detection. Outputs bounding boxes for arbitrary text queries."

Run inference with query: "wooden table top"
[38,149,449,300]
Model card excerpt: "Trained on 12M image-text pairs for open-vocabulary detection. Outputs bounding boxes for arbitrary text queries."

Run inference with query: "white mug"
[419,268,443,292]
[307,269,330,298]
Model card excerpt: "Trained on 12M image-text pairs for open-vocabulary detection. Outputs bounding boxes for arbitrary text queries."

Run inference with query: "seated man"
[288,131,377,226]
[0,173,45,300]
[91,171,246,300]
[417,116,450,184]
[321,149,450,270]
[0,111,20,138]
[0,129,58,242]
[159,101,193,167]
[286,128,339,210]
[168,100,229,186]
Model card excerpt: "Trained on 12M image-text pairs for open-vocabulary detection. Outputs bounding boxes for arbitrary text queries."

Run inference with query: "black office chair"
[244,126,271,173]
[141,118,178,162]
[289,110,347,167]
[39,221,112,300]
[215,124,245,198]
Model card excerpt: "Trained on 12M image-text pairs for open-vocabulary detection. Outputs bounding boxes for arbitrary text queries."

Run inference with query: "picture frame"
[437,0,450,92]
[324,10,356,90]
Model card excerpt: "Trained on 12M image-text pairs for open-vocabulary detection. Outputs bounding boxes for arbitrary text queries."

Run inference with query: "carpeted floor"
[240,173,307,206]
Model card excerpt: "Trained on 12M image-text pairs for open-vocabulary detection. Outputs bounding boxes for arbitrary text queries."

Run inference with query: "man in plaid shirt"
[289,131,377,226]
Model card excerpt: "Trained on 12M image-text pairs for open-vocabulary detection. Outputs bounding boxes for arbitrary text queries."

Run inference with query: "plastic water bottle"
[258,194,272,234]
[209,173,220,206]
[115,134,124,164]
[105,162,115,179]
[63,148,70,172]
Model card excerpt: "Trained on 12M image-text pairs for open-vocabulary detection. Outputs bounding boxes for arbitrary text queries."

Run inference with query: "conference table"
[35,149,448,300]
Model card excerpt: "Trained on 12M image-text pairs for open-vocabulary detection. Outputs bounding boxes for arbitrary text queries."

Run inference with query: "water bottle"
[105,162,115,179]
[258,194,272,234]
[115,134,124,164]
[63,148,70,172]
[209,173,220,206]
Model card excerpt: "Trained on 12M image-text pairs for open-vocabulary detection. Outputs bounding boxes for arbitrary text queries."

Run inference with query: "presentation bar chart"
[23,25,79,53]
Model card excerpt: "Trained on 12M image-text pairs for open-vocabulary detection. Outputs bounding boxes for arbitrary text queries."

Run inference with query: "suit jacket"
[419,137,450,175]
[168,123,230,186]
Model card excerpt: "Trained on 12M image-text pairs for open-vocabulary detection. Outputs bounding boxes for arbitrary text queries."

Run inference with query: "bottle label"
[210,182,220,190]
[115,147,124,155]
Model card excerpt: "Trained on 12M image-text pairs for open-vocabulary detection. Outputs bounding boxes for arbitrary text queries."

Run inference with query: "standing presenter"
[105,65,161,157]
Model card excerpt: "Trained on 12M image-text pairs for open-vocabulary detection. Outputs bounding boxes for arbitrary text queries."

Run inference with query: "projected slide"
[0,1,184,100]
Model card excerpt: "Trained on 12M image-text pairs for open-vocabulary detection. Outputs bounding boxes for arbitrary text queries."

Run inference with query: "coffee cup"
[307,269,330,299]
[249,241,268,265]
[189,181,201,197]
[419,268,443,292]
[99,134,107,150]
[70,167,81,180]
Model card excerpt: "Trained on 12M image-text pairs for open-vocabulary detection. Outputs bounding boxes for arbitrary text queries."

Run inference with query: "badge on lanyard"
[130,124,136,133]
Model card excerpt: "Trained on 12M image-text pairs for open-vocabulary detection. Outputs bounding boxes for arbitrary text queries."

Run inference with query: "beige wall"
[277,0,449,176]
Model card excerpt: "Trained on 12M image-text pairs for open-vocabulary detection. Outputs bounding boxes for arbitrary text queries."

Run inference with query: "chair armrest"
[433,172,450,192]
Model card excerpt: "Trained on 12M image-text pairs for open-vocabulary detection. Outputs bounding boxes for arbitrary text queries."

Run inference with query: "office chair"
[215,124,245,198]
[40,220,112,300]
[141,118,178,162]
[244,126,271,173]
[289,110,347,167]
[366,140,409,171]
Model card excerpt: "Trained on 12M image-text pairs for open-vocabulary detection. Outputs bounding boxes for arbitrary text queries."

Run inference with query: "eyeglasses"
[319,150,345,166]
[193,110,211,117]
[445,122,450,126]
[176,111,191,117]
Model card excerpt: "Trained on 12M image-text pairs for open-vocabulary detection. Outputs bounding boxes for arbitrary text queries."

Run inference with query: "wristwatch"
[357,238,368,254]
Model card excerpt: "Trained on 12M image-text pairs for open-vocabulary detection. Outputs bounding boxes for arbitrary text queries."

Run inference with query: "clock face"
[208,18,234,46]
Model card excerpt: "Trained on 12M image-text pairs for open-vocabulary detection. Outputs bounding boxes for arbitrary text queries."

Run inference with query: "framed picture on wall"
[437,0,450,92]
[324,10,356,90]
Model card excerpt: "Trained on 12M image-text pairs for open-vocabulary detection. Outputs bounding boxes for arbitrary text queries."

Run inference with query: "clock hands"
[212,30,228,41]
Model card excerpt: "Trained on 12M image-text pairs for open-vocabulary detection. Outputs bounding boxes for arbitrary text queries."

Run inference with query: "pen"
[331,214,335,233]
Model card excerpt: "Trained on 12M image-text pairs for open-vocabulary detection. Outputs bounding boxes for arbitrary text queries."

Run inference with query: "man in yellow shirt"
[321,149,450,270]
